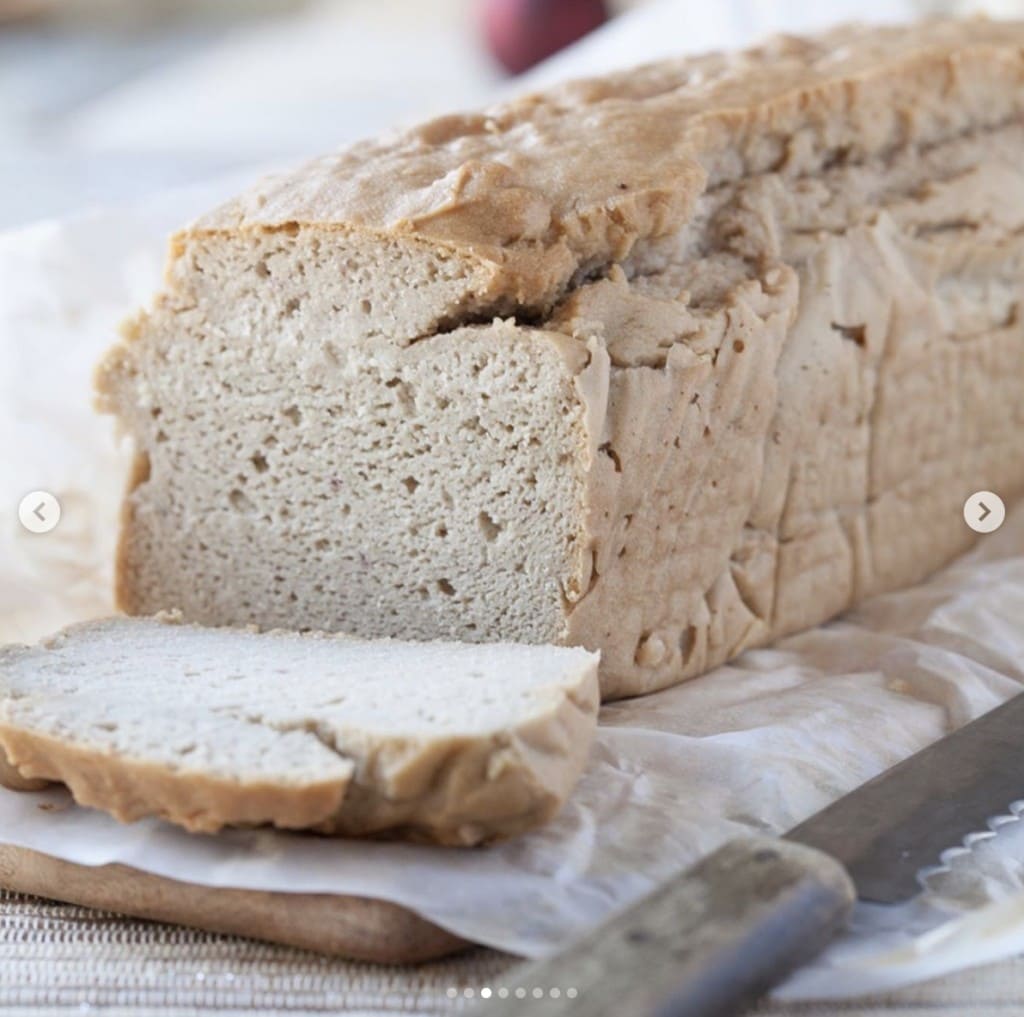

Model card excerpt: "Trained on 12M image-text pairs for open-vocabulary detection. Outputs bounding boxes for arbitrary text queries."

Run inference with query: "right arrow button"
[964,491,1006,534]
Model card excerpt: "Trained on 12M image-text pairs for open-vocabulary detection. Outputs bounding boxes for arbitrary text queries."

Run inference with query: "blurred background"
[0,0,1019,229]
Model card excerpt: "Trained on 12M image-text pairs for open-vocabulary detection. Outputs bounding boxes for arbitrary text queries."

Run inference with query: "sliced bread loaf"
[0,616,599,845]
[97,20,1024,698]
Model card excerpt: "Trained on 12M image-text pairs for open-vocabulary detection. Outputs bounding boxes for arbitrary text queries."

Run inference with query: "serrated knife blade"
[475,694,1024,1017]
[785,691,1024,903]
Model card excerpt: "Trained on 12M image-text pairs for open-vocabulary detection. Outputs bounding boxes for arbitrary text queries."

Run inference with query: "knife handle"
[473,837,854,1017]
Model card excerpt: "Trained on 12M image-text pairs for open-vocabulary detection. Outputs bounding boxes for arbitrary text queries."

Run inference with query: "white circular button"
[18,491,61,534]
[964,491,1005,534]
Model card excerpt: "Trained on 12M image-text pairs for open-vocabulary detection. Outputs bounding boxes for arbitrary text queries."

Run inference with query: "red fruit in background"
[480,0,611,76]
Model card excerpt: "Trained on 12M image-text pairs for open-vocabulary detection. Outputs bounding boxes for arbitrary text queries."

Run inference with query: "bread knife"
[471,692,1024,1017]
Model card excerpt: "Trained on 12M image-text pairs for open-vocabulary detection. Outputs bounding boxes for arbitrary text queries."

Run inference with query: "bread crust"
[184,19,1024,311]
[0,725,352,832]
[0,745,50,792]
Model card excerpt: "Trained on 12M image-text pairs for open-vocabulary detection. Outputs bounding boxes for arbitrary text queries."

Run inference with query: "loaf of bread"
[97,20,1024,700]
[0,616,599,844]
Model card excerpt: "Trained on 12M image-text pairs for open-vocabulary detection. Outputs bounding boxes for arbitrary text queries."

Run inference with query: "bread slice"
[0,616,599,845]
[97,20,1024,699]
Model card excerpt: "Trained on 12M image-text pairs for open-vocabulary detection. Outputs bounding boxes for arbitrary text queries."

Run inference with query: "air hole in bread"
[228,489,255,513]
[478,511,502,542]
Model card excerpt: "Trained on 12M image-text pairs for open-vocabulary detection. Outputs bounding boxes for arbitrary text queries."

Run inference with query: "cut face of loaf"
[0,616,600,845]
[98,20,1024,699]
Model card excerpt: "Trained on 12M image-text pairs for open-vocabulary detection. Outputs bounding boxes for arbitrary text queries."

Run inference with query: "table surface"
[2,890,1022,1017]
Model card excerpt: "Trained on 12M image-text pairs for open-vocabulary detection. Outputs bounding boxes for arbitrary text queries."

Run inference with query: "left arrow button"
[18,491,61,534]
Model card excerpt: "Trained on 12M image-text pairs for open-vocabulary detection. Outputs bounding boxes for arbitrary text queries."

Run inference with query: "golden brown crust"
[0,744,50,792]
[0,725,352,833]
[189,19,1024,311]
[317,676,600,845]
[0,697,597,845]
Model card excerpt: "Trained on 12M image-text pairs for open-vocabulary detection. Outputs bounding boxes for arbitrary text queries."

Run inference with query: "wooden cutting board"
[0,843,469,964]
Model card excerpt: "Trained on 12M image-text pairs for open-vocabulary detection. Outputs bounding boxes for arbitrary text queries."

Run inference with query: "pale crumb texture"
[0,616,600,845]
[98,19,1024,699]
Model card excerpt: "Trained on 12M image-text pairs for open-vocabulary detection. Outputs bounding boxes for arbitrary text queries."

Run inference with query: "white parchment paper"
[2,183,1024,1003]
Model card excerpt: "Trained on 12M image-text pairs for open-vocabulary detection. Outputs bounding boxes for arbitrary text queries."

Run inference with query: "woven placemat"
[5,888,1024,1017]
[0,889,515,1016]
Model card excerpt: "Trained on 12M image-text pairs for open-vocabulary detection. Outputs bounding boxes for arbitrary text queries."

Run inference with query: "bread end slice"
[0,616,599,845]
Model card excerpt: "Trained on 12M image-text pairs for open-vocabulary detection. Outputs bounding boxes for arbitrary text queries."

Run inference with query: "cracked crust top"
[189,19,1024,309]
